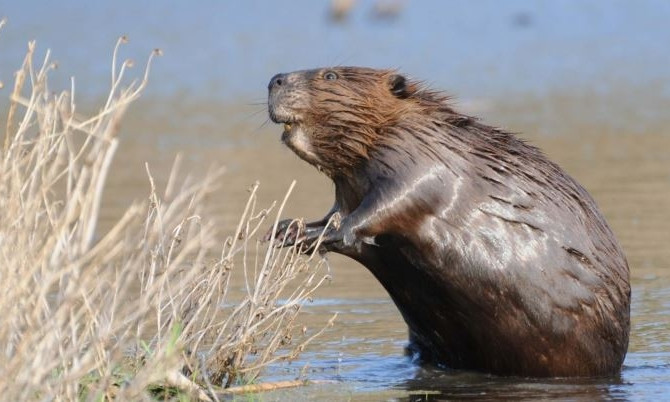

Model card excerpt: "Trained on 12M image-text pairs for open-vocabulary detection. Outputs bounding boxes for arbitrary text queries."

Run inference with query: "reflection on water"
[2,1,670,400]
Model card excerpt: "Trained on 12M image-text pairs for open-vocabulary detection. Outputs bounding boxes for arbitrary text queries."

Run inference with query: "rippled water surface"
[2,1,669,400]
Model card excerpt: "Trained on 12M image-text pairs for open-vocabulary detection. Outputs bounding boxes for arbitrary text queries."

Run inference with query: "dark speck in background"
[512,12,533,28]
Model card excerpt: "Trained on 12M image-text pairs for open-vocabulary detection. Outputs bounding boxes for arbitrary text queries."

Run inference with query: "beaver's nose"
[268,73,287,92]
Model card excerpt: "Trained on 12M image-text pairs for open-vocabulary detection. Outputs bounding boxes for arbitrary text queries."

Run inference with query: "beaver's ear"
[388,74,410,99]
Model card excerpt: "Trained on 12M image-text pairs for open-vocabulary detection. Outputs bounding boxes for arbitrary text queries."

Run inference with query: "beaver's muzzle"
[268,72,305,125]
[268,73,291,124]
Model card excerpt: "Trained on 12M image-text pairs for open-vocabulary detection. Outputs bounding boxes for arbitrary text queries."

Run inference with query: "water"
[1,1,669,400]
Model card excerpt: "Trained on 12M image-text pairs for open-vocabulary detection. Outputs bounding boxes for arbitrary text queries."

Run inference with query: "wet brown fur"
[267,67,631,377]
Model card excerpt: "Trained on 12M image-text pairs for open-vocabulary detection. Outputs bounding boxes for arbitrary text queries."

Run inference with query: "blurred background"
[1,1,669,399]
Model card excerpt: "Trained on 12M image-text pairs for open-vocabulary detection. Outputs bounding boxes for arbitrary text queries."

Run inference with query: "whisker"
[245,108,268,119]
[257,118,272,130]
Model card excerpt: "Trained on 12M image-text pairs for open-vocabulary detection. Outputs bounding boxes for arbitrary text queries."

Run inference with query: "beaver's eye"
[323,71,338,81]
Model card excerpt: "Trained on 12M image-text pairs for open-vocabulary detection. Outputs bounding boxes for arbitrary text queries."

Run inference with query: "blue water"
[2,0,670,102]
[258,279,670,400]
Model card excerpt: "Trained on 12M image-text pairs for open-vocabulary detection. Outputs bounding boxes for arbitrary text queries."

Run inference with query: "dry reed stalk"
[0,33,333,401]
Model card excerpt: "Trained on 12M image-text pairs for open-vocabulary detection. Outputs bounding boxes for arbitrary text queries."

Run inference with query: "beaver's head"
[268,67,430,178]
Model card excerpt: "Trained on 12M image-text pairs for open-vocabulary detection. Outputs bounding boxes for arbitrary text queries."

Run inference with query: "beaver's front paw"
[262,218,305,246]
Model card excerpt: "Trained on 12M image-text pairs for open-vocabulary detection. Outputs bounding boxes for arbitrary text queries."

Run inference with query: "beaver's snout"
[268,72,290,124]
[268,72,307,125]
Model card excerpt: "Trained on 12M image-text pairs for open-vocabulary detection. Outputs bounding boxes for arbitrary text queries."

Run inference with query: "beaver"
[265,67,631,377]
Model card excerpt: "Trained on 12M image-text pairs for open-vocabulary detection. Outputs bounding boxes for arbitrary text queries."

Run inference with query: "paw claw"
[263,218,305,247]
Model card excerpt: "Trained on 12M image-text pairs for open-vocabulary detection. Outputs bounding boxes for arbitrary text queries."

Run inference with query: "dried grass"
[0,32,333,401]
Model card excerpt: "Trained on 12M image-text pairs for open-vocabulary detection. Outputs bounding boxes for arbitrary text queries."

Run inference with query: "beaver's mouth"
[269,105,319,163]
[270,113,302,138]
[280,121,301,143]
[277,120,321,166]
[273,114,303,140]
